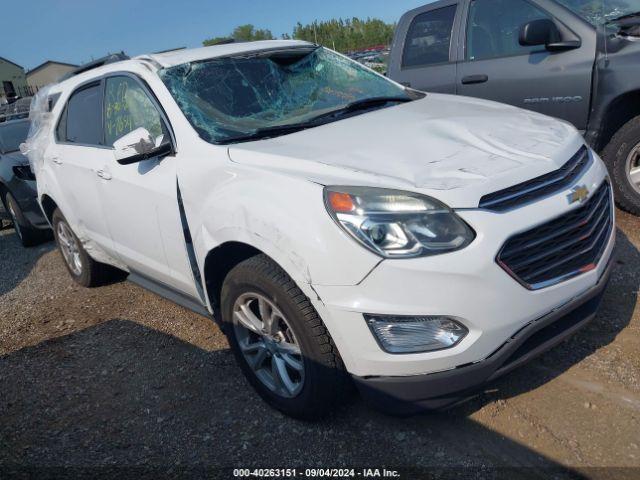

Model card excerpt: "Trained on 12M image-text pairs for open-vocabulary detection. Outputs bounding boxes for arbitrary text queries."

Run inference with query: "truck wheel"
[52,208,121,287]
[221,254,351,419]
[602,115,640,215]
[5,192,45,247]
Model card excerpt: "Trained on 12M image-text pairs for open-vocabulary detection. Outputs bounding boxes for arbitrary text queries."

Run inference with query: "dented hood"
[228,93,585,208]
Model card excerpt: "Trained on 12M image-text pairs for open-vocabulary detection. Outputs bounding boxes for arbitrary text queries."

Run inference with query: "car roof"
[143,40,314,68]
[50,40,315,94]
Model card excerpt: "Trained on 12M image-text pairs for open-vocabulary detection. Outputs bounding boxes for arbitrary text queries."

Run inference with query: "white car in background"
[26,40,614,418]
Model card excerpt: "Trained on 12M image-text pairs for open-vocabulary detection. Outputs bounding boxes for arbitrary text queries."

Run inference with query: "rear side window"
[466,0,550,61]
[62,83,103,145]
[402,5,457,68]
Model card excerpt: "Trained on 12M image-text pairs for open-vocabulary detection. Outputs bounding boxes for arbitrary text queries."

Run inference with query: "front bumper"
[352,257,612,414]
[305,152,614,412]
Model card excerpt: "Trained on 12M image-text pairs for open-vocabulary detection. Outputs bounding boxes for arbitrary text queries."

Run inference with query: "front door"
[456,0,595,130]
[96,74,198,297]
[389,1,460,93]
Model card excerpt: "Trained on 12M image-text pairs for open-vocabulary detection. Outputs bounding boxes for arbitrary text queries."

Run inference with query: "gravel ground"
[1,211,639,478]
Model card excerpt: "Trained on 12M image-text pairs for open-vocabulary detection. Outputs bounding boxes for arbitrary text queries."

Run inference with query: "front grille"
[497,182,613,290]
[479,146,591,211]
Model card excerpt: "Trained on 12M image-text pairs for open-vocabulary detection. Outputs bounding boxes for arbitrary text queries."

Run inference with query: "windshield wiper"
[217,122,320,144]
[218,96,412,145]
[307,96,412,123]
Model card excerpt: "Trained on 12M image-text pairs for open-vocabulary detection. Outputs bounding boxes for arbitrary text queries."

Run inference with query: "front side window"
[63,83,103,145]
[0,120,30,153]
[402,6,457,68]
[466,0,550,61]
[159,47,410,144]
[104,76,165,146]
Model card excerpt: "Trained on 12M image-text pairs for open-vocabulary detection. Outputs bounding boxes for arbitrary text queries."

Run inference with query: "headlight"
[324,186,475,258]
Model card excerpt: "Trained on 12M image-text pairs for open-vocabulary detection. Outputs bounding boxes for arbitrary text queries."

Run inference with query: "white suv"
[26,40,615,418]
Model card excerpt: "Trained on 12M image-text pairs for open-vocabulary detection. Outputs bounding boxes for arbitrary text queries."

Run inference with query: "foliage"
[292,18,395,52]
[203,24,275,46]
[203,18,395,52]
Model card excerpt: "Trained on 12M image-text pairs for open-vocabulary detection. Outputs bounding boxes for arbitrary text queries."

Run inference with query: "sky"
[3,0,430,71]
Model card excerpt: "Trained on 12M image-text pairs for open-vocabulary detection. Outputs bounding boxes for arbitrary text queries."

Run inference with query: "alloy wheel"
[627,142,640,195]
[57,221,83,275]
[233,292,305,398]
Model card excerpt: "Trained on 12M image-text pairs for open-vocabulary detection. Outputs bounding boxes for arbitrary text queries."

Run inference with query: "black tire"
[221,254,351,420]
[52,208,121,287]
[602,115,640,215]
[5,192,46,247]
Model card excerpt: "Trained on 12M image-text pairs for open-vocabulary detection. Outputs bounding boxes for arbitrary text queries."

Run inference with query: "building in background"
[26,61,78,92]
[0,56,28,104]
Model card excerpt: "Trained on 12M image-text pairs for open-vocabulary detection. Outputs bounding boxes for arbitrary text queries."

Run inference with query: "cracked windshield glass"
[159,47,409,144]
[556,0,640,24]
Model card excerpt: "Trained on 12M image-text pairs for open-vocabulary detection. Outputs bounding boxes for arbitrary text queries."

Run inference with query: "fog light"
[365,315,468,354]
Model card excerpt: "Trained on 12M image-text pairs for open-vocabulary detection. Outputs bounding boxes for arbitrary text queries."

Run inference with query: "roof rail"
[60,52,129,81]
[210,38,236,46]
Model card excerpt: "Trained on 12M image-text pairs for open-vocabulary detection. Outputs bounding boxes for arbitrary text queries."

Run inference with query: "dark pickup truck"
[388,0,640,214]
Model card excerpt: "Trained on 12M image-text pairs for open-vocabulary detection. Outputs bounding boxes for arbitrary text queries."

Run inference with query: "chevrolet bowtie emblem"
[568,185,590,204]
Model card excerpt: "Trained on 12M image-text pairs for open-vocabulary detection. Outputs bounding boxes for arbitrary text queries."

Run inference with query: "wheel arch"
[0,182,8,211]
[592,89,640,152]
[202,241,264,315]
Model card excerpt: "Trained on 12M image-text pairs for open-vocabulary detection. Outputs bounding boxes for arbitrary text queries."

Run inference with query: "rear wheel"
[52,208,121,287]
[5,192,45,247]
[221,254,351,419]
[602,115,640,215]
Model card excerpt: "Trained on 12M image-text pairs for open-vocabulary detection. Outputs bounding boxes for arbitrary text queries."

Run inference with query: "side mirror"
[113,127,172,165]
[519,18,581,52]
[519,19,561,47]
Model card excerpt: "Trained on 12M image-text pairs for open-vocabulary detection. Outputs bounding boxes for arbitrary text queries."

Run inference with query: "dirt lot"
[1,211,639,478]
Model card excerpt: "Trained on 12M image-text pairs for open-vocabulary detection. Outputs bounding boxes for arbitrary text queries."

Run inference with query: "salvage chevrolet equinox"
[24,41,615,418]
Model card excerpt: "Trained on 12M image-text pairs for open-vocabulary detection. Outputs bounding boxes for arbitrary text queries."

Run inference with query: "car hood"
[227,93,585,208]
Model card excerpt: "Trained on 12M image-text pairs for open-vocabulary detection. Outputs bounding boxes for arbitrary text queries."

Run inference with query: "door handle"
[50,156,62,165]
[96,169,112,180]
[461,74,489,85]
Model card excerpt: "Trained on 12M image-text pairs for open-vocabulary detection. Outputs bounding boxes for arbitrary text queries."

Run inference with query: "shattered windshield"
[556,0,640,25]
[159,47,410,144]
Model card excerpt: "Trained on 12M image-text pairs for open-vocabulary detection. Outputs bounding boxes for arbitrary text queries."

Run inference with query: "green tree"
[292,17,395,52]
[203,18,395,52]
[204,24,274,46]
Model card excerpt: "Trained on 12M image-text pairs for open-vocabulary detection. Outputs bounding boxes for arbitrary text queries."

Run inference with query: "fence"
[15,84,42,98]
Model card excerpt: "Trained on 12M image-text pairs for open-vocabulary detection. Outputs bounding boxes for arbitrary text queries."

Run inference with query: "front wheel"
[602,115,640,215]
[221,254,351,419]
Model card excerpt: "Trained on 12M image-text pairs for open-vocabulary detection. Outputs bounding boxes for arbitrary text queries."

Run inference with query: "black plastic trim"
[128,271,210,319]
[176,182,206,304]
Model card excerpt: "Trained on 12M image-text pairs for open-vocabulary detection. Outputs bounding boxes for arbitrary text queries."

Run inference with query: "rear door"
[389,1,461,93]
[456,0,596,129]
[50,81,116,255]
